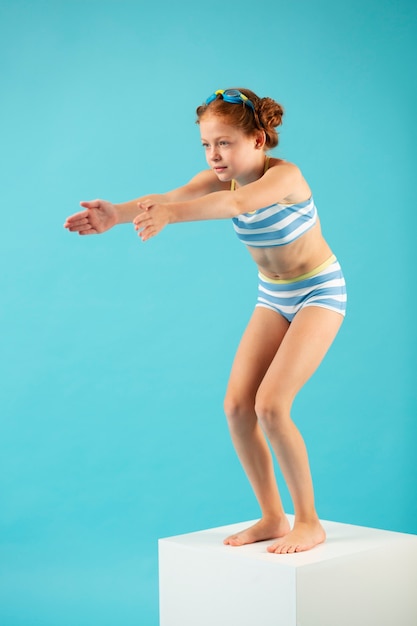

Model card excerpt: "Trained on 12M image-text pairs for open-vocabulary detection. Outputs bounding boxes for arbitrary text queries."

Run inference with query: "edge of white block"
[159,515,417,568]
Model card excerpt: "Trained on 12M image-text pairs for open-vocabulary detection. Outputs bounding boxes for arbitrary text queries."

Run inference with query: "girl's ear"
[254,130,266,149]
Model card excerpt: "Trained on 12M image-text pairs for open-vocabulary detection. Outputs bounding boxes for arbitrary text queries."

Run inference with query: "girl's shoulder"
[268,157,300,173]
[266,158,311,205]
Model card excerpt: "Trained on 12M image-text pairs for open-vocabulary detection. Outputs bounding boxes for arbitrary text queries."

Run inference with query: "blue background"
[1,0,416,624]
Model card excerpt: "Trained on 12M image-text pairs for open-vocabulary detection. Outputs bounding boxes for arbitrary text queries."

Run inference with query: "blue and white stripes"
[232,197,317,247]
[256,256,347,322]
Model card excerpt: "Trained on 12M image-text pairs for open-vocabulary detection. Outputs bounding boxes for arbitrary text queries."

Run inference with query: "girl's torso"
[244,221,333,279]
[230,157,333,279]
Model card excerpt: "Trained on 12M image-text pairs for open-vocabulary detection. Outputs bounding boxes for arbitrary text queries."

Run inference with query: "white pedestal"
[159,517,417,626]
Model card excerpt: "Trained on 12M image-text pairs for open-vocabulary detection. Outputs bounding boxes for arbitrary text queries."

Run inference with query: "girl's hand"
[64,199,118,235]
[133,201,171,241]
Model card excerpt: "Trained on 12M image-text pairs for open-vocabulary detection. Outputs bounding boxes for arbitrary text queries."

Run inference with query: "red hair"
[196,88,284,149]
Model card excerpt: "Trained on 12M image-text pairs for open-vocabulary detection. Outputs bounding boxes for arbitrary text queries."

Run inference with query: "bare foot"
[267,520,326,554]
[223,517,291,547]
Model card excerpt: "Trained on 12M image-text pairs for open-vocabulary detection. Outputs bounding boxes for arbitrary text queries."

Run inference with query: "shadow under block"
[159,517,417,626]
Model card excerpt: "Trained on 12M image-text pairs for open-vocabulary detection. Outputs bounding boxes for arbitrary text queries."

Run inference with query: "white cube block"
[159,517,417,626]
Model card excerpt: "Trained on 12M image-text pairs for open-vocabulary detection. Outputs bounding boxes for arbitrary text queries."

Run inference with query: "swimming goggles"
[205,89,254,111]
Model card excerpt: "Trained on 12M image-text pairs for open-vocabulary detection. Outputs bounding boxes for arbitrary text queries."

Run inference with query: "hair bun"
[258,97,284,129]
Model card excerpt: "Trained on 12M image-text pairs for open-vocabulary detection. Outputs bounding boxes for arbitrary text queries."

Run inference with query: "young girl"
[64,88,347,554]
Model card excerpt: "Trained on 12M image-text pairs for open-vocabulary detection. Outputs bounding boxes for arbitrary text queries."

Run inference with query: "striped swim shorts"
[256,255,347,322]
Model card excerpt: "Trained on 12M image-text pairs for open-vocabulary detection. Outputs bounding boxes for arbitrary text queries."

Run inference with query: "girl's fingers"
[138,225,155,241]
[65,221,84,231]
[134,215,152,228]
[80,200,100,209]
[64,211,88,225]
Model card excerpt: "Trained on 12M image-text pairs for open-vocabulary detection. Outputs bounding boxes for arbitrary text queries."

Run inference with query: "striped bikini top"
[231,157,318,248]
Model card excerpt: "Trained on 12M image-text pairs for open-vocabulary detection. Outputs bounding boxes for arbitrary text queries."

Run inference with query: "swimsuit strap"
[231,155,270,191]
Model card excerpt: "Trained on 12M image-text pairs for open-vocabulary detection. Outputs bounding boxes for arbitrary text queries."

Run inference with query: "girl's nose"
[209,146,221,161]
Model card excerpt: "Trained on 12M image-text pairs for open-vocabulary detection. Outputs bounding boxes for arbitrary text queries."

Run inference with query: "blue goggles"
[205,89,254,111]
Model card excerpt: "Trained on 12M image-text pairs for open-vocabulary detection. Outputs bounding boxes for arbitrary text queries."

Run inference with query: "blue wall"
[1,0,416,624]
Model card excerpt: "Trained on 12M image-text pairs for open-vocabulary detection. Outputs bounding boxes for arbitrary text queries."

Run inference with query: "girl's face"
[199,115,265,186]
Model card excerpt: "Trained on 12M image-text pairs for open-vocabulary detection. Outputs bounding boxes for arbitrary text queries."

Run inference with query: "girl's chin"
[214,169,232,181]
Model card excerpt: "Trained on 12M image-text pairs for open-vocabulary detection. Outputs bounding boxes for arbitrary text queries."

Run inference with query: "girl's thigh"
[225,306,290,404]
[257,306,344,404]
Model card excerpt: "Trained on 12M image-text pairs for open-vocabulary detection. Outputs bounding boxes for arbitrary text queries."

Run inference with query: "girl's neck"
[232,154,270,190]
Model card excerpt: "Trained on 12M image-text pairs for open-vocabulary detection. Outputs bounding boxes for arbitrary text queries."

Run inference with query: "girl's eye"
[202,143,209,149]
[219,141,229,146]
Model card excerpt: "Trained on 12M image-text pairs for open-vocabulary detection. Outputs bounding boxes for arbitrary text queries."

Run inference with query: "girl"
[64,88,347,554]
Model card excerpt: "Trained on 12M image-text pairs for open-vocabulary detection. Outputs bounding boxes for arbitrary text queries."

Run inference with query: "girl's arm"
[64,170,224,236]
[116,169,225,222]
[135,161,304,241]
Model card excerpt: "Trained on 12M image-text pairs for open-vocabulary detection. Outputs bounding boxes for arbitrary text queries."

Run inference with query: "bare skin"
[267,520,326,554]
[64,112,345,555]
[224,518,291,547]
[223,305,343,553]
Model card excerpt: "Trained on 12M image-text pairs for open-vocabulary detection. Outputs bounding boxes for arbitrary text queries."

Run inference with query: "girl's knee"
[255,392,291,434]
[224,393,255,424]
[224,395,248,420]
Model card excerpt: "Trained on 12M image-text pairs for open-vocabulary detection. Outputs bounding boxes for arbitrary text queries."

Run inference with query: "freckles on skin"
[199,117,245,155]
[199,116,265,185]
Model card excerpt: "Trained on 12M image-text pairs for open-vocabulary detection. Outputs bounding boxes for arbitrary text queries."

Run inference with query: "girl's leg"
[254,306,344,554]
[223,306,292,546]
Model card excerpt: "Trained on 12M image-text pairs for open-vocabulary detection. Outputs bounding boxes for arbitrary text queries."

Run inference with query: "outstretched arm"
[63,169,224,236]
[63,195,167,235]
[134,161,304,241]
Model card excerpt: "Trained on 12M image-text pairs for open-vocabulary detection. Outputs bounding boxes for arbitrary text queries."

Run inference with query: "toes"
[273,546,287,554]
[230,537,244,546]
[268,542,284,554]
[267,542,299,554]
[287,544,299,554]
[224,535,243,547]
[269,543,308,554]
